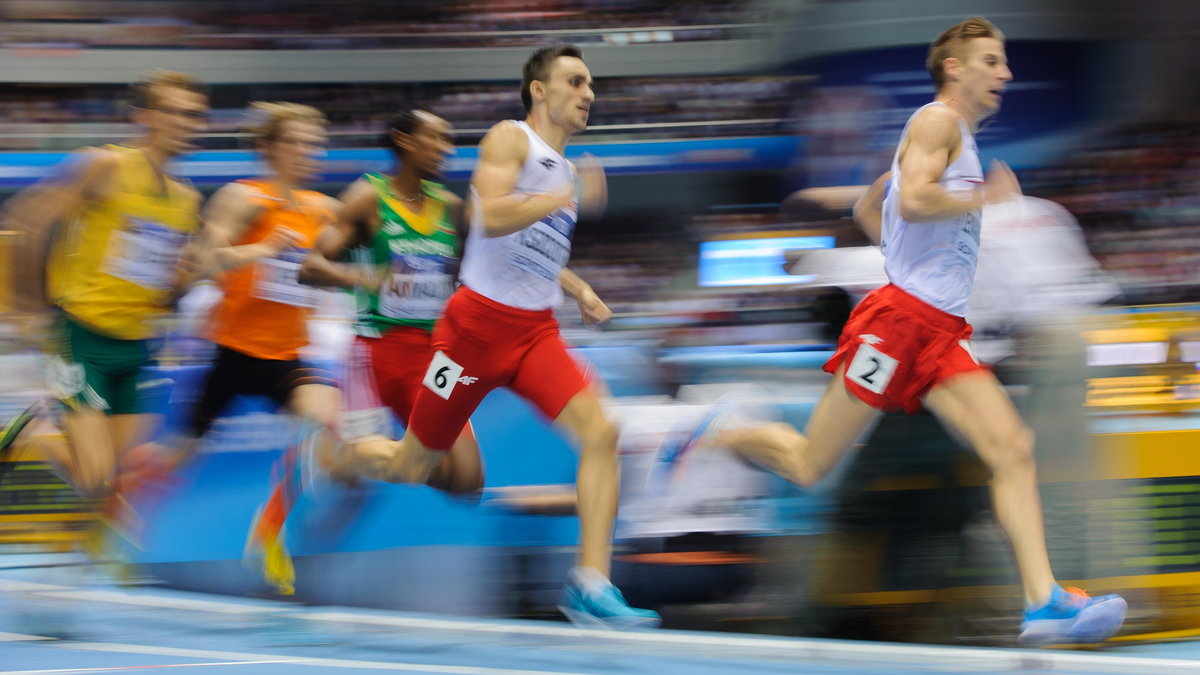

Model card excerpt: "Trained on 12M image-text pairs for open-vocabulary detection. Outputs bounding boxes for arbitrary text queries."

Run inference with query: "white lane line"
[0,631,55,642]
[0,579,73,593]
[36,589,272,616]
[302,611,1200,675]
[49,641,591,675]
[5,574,1196,674]
[0,660,309,674]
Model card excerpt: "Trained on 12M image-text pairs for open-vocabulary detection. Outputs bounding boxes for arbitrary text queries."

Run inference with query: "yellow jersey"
[47,144,200,340]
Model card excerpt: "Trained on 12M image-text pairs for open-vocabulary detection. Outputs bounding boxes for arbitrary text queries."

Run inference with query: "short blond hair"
[926,18,1004,89]
[243,101,328,146]
[129,69,205,109]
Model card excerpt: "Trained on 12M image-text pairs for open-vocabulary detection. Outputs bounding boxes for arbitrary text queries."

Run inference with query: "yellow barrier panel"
[0,230,17,313]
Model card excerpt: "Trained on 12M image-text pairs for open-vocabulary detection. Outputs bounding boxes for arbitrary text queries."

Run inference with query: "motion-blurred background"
[2,0,1200,648]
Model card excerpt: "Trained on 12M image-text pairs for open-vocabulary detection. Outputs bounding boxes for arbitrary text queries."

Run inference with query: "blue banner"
[0,136,800,188]
[791,41,1102,185]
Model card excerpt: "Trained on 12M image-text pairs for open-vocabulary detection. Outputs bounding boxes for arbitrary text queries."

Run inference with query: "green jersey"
[353,173,459,336]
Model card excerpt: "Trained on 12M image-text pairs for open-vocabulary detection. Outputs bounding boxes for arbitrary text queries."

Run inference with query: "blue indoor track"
[2,557,1199,675]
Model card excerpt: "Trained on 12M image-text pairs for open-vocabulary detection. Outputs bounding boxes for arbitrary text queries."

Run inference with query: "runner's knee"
[72,462,113,499]
[982,424,1035,474]
[576,416,618,456]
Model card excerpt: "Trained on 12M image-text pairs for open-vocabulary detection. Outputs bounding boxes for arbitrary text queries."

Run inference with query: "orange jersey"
[209,179,334,360]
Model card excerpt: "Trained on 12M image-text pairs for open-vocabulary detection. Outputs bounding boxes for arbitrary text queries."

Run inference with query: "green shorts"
[44,314,156,416]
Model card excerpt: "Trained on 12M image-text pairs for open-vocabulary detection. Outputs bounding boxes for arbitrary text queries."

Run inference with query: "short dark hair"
[383,105,435,157]
[521,44,584,113]
[129,69,205,110]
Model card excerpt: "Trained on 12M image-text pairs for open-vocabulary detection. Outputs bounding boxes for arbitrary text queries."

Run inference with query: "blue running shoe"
[559,580,661,630]
[1019,585,1127,646]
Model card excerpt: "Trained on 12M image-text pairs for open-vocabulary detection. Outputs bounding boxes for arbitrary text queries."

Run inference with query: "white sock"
[570,566,612,598]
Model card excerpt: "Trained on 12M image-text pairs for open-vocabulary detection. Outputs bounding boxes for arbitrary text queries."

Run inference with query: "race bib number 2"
[846,343,899,395]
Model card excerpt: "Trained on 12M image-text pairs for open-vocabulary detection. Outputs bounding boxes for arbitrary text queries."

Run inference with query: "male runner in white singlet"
[346,45,659,629]
[696,18,1127,645]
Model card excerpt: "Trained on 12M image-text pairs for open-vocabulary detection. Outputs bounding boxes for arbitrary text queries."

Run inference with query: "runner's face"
[144,86,208,157]
[400,112,455,180]
[265,120,327,183]
[955,37,1011,117]
[540,56,594,133]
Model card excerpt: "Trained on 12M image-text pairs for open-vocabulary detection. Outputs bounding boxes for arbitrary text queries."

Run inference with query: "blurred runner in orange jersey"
[137,102,342,595]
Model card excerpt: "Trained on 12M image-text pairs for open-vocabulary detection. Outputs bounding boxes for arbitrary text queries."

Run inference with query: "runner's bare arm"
[163,184,211,304]
[439,188,469,259]
[853,172,890,246]
[560,268,611,325]
[472,121,572,238]
[203,182,297,271]
[559,267,592,299]
[299,181,379,289]
[782,185,867,212]
[569,154,607,219]
[897,107,982,223]
[329,178,376,254]
[2,149,118,312]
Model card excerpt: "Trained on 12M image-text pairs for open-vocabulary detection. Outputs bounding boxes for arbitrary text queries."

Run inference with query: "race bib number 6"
[422,350,465,401]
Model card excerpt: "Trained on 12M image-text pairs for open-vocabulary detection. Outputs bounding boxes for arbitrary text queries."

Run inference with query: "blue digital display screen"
[698,235,835,287]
